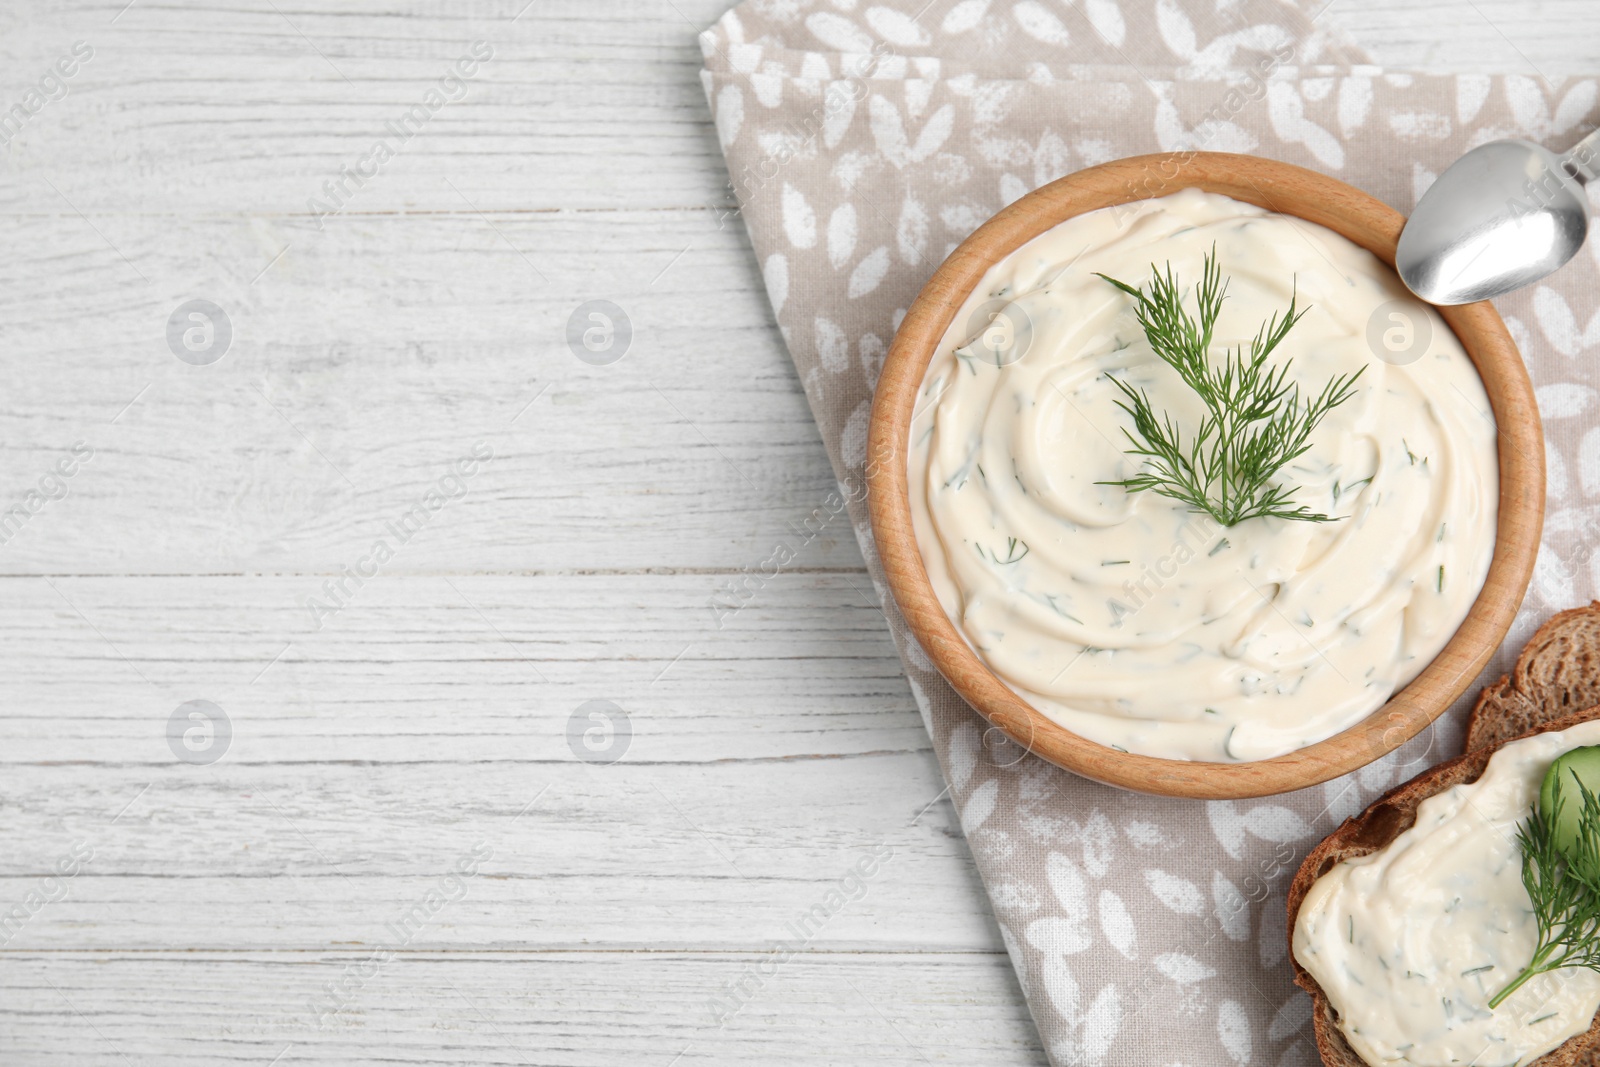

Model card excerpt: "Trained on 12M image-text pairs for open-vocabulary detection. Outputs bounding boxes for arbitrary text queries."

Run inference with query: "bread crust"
[1467,603,1600,752]
[1286,705,1600,1067]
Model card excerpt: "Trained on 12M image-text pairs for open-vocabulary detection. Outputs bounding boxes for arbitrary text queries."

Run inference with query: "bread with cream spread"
[1286,603,1600,1067]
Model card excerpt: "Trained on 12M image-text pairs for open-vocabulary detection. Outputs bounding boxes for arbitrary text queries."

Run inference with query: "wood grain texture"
[0,210,852,574]
[0,0,1595,1062]
[0,578,998,950]
[0,952,1044,1065]
[0,2,734,215]
[1333,0,1600,79]
[0,574,922,764]
[869,153,1542,798]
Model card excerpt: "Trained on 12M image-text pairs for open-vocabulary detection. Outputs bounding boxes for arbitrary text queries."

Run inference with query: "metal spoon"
[1396,129,1600,305]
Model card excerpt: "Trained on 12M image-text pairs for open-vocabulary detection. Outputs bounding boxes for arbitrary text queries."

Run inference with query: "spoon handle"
[1563,126,1600,184]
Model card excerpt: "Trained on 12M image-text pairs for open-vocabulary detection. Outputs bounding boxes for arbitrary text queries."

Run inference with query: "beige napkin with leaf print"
[700,2,1600,1063]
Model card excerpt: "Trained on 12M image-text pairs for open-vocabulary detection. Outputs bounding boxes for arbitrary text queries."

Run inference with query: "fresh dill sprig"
[1488,777,1600,1009]
[1094,248,1365,527]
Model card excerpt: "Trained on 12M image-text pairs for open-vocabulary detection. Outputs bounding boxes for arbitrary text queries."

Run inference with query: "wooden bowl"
[866,152,1544,799]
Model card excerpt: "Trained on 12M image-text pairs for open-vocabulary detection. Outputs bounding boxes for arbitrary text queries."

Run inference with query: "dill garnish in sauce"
[1095,248,1365,527]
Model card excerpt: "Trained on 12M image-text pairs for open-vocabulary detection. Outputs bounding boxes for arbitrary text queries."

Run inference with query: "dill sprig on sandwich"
[1490,748,1600,1008]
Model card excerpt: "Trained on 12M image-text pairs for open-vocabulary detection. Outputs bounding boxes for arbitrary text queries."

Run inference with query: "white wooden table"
[1,2,1592,1063]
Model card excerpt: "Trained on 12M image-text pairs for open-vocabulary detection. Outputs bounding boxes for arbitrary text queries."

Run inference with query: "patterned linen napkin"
[700,2,1600,1063]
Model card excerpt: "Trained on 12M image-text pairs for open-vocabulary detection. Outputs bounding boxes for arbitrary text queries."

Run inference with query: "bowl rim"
[865,151,1545,799]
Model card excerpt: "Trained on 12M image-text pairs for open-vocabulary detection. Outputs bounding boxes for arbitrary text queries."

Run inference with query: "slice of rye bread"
[1466,602,1600,752]
[1286,705,1600,1067]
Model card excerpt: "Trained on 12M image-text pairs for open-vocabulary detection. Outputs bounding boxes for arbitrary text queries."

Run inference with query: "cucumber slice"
[1540,745,1600,865]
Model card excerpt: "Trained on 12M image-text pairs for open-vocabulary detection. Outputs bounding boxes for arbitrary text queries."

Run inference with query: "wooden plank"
[0,0,743,215]
[0,951,1044,1066]
[0,574,1009,950]
[1333,0,1600,78]
[0,210,848,573]
[0,574,914,762]
[0,754,996,950]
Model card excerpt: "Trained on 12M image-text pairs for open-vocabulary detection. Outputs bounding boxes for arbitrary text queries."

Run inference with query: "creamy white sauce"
[907,189,1498,761]
[1294,721,1600,1066]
